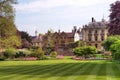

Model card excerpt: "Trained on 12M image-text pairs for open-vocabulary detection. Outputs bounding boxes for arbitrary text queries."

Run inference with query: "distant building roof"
[85,17,108,28]
[32,36,42,43]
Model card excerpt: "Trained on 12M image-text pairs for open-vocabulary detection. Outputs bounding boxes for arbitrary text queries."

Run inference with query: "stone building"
[31,31,43,48]
[78,18,108,50]
[53,29,75,55]
[41,27,76,55]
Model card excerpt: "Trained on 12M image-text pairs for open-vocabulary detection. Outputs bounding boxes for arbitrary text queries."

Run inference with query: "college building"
[31,17,109,55]
[78,17,108,50]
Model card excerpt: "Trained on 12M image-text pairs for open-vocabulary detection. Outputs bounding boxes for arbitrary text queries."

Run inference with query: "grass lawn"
[0,58,120,80]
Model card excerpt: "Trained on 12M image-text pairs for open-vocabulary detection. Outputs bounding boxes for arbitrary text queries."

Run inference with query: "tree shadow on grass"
[0,61,120,78]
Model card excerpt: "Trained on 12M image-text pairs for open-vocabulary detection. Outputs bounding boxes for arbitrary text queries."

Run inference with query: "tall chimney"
[92,17,95,22]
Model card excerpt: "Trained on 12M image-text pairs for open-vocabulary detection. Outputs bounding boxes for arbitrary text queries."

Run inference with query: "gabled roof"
[53,32,74,38]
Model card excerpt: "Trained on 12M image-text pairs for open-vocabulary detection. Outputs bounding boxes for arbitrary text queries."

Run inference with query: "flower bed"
[72,56,85,60]
[23,57,38,61]
[56,55,64,59]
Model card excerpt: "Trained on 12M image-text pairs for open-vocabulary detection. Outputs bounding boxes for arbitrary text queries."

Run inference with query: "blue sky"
[15,0,117,36]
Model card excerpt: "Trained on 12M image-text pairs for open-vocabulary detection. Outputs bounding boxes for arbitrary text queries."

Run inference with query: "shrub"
[50,51,57,57]
[0,56,6,61]
[30,47,45,60]
[15,51,26,58]
[110,40,120,60]
[102,35,120,51]
[4,48,17,59]
[73,46,97,58]
[73,47,84,56]
[16,49,32,58]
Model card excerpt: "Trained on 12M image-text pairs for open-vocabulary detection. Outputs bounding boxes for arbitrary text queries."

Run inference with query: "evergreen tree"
[109,1,120,35]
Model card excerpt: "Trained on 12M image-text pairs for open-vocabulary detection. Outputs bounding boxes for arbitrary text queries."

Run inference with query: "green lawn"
[0,59,120,80]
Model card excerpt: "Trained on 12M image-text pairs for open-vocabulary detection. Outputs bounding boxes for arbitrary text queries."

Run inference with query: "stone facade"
[32,35,43,48]
[31,18,108,54]
[52,29,75,55]
[79,18,108,50]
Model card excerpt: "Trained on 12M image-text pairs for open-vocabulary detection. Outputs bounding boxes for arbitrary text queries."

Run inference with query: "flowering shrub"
[57,55,64,59]
[24,57,37,61]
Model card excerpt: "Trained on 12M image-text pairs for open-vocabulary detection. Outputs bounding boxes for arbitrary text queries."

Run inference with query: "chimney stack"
[92,17,95,22]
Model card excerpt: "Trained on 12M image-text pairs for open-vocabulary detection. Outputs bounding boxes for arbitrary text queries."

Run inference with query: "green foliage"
[4,48,17,59]
[0,0,17,21]
[0,0,17,37]
[50,51,57,57]
[73,47,84,56]
[31,47,45,59]
[0,0,21,49]
[73,46,97,58]
[20,31,32,43]
[102,35,120,51]
[110,40,120,60]
[0,36,21,49]
[0,60,120,80]
[0,56,6,61]
[68,41,79,48]
[44,47,54,55]
[20,31,32,48]
[16,49,32,58]
[68,41,86,48]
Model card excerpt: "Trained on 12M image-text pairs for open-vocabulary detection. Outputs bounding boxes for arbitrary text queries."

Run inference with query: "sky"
[14,0,117,36]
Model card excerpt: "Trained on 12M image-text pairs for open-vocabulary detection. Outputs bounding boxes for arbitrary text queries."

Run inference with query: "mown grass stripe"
[112,63,120,80]
[0,66,37,77]
[106,62,116,80]
[64,62,96,80]
[0,60,120,80]
[0,63,65,80]
[95,62,107,80]
[8,63,71,80]
[31,63,79,80]
[45,62,88,80]
[84,63,101,80]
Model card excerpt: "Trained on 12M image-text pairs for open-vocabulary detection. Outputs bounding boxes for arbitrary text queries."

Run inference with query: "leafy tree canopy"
[73,46,97,58]
[102,35,120,51]
[0,0,21,49]
[110,40,120,60]
[109,1,120,35]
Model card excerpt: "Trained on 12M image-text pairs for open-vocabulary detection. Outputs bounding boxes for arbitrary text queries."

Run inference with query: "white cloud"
[15,0,117,35]
[15,0,115,13]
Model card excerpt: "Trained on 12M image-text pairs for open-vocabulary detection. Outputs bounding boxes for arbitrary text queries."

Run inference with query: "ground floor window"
[95,44,98,48]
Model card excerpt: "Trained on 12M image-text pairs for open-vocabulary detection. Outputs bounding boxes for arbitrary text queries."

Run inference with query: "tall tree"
[109,1,120,35]
[0,0,21,49]
[20,31,32,48]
